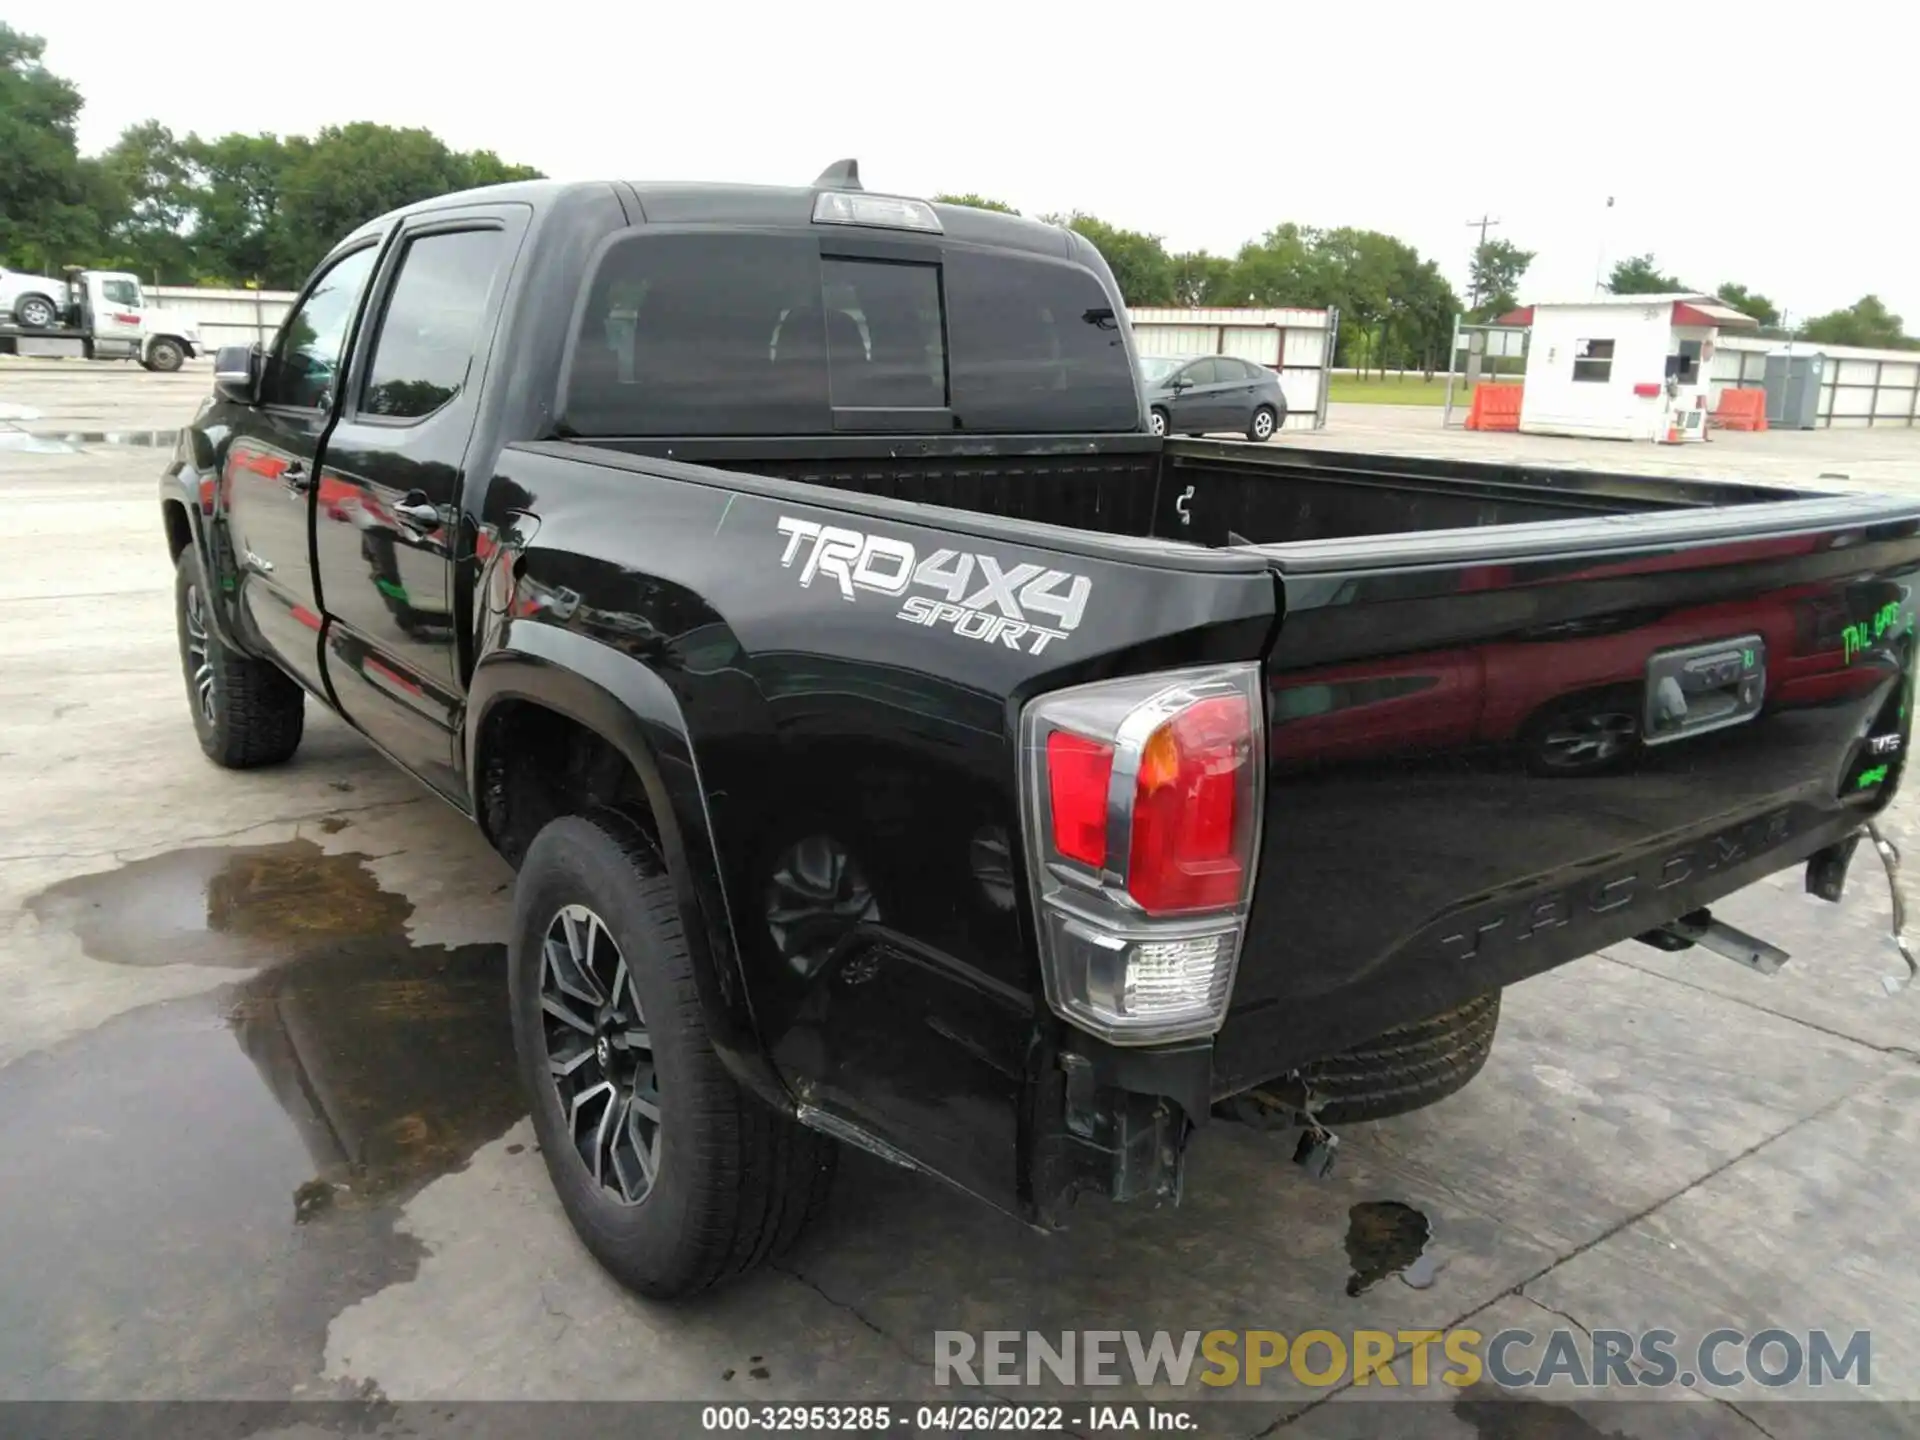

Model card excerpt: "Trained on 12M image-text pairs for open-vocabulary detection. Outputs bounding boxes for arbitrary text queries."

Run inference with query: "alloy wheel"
[183,582,216,725]
[1253,409,1275,440]
[540,902,660,1205]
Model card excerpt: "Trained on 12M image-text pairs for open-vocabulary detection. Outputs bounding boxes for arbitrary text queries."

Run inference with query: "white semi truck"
[0,266,202,372]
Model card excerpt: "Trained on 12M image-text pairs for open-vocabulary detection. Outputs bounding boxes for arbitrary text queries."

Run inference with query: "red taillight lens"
[1047,731,1114,867]
[1022,663,1261,1044]
[1126,694,1252,915]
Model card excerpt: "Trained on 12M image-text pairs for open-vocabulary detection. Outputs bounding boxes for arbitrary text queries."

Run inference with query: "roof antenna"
[813,159,862,191]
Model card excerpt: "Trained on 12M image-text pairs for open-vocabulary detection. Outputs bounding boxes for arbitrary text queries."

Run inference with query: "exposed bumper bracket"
[1216,1076,1342,1180]
[1805,832,1863,903]
[1647,908,1790,976]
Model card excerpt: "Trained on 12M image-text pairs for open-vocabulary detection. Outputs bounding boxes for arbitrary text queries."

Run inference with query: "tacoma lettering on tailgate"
[775,516,1091,656]
[1427,809,1797,964]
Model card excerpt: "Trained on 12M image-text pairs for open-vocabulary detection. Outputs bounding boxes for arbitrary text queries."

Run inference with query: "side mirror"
[213,344,260,404]
[1169,377,1190,391]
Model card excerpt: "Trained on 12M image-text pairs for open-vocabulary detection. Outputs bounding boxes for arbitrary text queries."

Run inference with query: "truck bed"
[582,434,1819,552]
[558,432,1920,1105]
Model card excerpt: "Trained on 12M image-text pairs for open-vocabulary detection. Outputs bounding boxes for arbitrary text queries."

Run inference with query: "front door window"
[262,247,380,412]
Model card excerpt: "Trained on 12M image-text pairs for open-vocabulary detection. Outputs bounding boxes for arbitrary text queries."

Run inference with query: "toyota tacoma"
[160,162,1920,1297]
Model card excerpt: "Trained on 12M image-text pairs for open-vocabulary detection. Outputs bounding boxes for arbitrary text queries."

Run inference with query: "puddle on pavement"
[1343,1199,1437,1297]
[221,928,521,1210]
[0,427,178,453]
[28,839,414,970]
[3,841,526,1392]
[23,839,523,1205]
[1451,1385,1627,1439]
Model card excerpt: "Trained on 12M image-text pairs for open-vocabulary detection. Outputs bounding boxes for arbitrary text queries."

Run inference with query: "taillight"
[1127,694,1253,914]
[1021,664,1263,1045]
[1046,731,1114,868]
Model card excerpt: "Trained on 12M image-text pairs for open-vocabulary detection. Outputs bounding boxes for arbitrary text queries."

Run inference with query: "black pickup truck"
[160,163,1920,1298]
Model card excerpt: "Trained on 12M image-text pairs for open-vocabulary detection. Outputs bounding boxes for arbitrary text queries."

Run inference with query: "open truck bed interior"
[577,435,1825,554]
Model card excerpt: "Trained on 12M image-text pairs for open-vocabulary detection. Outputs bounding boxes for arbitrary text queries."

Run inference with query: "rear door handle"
[393,494,442,530]
[282,461,310,493]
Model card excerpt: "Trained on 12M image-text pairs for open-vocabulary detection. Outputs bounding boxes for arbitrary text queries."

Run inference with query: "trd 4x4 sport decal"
[776,516,1091,656]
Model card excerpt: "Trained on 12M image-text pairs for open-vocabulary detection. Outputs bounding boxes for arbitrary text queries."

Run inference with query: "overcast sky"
[15,0,1914,322]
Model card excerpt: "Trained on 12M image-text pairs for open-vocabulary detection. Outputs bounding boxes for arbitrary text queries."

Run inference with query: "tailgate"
[1216,495,1920,1095]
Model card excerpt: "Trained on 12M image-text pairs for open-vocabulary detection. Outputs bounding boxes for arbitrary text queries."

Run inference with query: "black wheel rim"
[540,903,660,1205]
[183,582,215,724]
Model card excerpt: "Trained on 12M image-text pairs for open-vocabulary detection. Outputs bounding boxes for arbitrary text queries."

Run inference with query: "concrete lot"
[4,357,1920,1435]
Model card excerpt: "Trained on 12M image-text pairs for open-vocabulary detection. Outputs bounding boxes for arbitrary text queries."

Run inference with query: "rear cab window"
[560,231,1138,436]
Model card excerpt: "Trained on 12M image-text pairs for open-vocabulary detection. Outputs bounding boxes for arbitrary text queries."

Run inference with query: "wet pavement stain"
[27,839,413,970]
[1452,1385,1640,1438]
[0,427,181,449]
[3,843,526,1397]
[222,933,523,1211]
[1343,1199,1434,1297]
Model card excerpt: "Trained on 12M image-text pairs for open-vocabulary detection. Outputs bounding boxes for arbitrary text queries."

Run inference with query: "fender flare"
[466,624,788,1112]
[158,460,248,652]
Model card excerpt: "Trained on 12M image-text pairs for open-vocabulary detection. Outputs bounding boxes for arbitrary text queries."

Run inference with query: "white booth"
[1499,295,1758,443]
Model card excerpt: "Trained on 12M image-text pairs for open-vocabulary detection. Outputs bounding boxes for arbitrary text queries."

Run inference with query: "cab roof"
[346,167,1079,262]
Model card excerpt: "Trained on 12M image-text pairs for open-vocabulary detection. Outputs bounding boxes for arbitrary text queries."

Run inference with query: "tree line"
[946,193,1915,357]
[1603,253,1914,350]
[939,196,1471,374]
[1,23,540,290]
[6,23,1909,357]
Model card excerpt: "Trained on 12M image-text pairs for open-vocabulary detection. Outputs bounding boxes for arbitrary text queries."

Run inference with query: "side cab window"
[262,246,380,411]
[359,228,509,420]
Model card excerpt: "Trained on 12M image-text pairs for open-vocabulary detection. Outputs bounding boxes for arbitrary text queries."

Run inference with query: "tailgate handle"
[1644,635,1766,745]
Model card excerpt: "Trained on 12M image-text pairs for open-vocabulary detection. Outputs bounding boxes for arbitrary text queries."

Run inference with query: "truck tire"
[144,337,186,372]
[510,810,836,1298]
[14,293,57,330]
[174,548,305,767]
[1298,991,1501,1124]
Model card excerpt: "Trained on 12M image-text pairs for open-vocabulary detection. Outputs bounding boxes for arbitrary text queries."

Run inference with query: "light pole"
[1592,195,1616,296]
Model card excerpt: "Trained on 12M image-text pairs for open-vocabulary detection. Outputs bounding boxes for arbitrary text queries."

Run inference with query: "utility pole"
[1464,214,1500,310]
[1592,195,1616,296]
